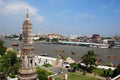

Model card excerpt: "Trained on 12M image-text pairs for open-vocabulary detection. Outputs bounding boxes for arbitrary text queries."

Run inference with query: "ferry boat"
[12,43,19,47]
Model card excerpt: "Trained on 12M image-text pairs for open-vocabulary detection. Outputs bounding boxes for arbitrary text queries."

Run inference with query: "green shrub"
[42,63,52,67]
[36,67,53,80]
[92,68,104,76]
[83,71,86,75]
[92,68,113,77]
[9,73,15,78]
[102,68,113,77]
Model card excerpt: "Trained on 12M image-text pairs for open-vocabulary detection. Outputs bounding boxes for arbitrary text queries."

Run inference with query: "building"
[113,40,120,48]
[102,39,108,44]
[18,10,37,80]
[47,33,61,39]
[92,34,102,43]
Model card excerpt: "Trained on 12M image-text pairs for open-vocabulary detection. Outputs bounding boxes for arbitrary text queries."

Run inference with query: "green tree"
[46,38,50,42]
[81,50,97,72]
[38,37,46,41]
[102,68,113,77]
[19,34,22,41]
[70,63,78,72]
[51,38,58,43]
[0,39,4,46]
[0,51,20,78]
[0,39,7,55]
[12,34,19,38]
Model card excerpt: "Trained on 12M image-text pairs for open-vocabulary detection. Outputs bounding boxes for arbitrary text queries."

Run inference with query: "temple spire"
[18,8,37,80]
[26,9,29,19]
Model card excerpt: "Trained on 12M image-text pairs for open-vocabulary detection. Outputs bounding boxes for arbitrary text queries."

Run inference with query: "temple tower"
[18,10,37,80]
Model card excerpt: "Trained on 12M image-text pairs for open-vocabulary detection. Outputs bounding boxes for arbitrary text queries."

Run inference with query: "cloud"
[0,0,3,4]
[0,1,43,22]
[56,10,72,16]
[3,2,37,14]
[74,13,96,19]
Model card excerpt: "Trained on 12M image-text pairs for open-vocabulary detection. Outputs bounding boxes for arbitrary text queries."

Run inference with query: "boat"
[90,44,108,48]
[71,51,76,55]
[12,43,19,46]
[55,49,64,52]
[108,55,117,59]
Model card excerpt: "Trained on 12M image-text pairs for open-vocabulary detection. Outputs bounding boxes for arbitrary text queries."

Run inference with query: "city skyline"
[0,0,120,36]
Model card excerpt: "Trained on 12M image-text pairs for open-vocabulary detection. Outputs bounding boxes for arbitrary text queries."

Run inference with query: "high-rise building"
[18,10,37,80]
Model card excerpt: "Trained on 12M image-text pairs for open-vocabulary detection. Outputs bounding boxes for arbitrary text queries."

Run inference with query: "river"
[4,40,120,66]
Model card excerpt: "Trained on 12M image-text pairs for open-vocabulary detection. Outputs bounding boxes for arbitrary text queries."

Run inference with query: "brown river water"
[4,40,120,66]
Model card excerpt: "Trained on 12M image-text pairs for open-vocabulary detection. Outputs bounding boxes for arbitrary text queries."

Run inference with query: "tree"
[102,68,113,77]
[0,51,20,78]
[0,39,7,55]
[0,46,7,55]
[46,38,50,42]
[12,34,19,38]
[0,39,4,46]
[112,64,120,77]
[70,63,78,72]
[81,50,97,72]
[51,38,58,43]
[19,34,22,41]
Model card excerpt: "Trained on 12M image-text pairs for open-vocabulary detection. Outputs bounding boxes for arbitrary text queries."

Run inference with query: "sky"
[0,0,120,36]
